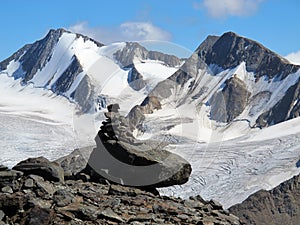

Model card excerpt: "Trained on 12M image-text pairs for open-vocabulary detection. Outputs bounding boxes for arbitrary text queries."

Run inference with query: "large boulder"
[54,147,93,180]
[0,170,23,191]
[85,104,192,188]
[12,157,64,183]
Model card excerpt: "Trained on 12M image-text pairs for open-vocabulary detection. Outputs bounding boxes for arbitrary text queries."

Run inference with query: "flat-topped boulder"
[12,157,64,183]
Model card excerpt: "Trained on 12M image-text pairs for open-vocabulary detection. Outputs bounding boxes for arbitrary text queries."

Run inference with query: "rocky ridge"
[0,162,243,224]
[229,172,300,225]
[128,31,300,129]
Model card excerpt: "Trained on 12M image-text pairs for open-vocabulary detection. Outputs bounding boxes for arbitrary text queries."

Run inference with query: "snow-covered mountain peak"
[128,31,300,138]
[113,41,183,68]
[197,31,300,79]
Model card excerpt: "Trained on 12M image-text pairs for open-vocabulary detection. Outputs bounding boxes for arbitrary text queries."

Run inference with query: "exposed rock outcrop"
[229,173,300,225]
[127,65,147,91]
[12,157,64,183]
[197,32,300,80]
[113,42,182,68]
[0,161,243,225]
[210,76,251,122]
[256,79,300,127]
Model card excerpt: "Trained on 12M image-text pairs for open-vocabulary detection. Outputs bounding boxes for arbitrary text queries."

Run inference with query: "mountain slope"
[229,172,300,225]
[126,32,300,208]
[0,28,182,166]
[0,28,182,114]
[129,32,300,138]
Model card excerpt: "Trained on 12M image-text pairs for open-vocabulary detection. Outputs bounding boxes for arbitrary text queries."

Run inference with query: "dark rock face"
[12,157,64,183]
[51,55,83,94]
[127,96,162,129]
[114,42,182,68]
[86,104,192,188]
[114,42,182,92]
[20,29,65,82]
[229,173,300,225]
[0,28,101,113]
[210,77,251,122]
[0,28,103,82]
[127,65,147,91]
[54,148,92,180]
[0,170,23,191]
[256,79,300,127]
[71,75,95,113]
[0,44,32,71]
[197,32,300,79]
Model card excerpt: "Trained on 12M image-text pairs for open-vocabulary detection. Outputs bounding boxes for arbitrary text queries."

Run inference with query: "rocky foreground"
[0,155,243,225]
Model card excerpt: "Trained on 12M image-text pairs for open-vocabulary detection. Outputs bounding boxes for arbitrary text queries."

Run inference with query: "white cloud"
[194,0,265,18]
[285,50,300,65]
[68,21,171,44]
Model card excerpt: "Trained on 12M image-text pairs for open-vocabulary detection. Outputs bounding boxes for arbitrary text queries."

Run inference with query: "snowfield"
[158,118,300,208]
[0,73,79,167]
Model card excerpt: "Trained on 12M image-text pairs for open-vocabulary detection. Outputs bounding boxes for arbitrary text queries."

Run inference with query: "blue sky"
[0,0,299,63]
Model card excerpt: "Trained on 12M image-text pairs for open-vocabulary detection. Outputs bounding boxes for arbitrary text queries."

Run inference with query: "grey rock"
[28,198,52,209]
[53,189,75,207]
[27,206,55,225]
[127,65,147,91]
[1,186,13,194]
[0,209,4,221]
[71,74,95,113]
[184,199,205,209]
[197,31,300,80]
[54,148,92,180]
[209,199,223,210]
[29,175,56,196]
[256,79,300,127]
[88,112,191,188]
[114,42,182,68]
[0,165,8,171]
[12,156,64,183]
[87,105,192,188]
[210,77,251,122]
[0,170,23,190]
[108,184,151,197]
[99,208,124,223]
[24,178,34,188]
[51,55,83,94]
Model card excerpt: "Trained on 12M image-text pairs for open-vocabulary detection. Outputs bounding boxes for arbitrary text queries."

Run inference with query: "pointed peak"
[45,28,104,47]
[221,31,241,38]
[45,28,69,38]
[196,31,299,79]
[196,35,219,53]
